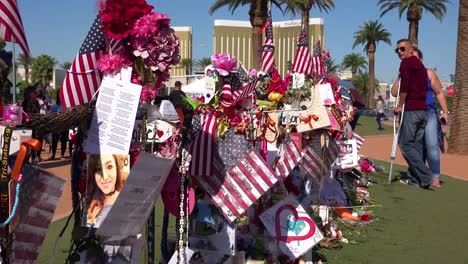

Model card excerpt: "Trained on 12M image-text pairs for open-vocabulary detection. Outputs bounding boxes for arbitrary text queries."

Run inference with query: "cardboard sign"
[146,120,176,143]
[260,195,323,259]
[0,126,32,156]
[318,83,335,105]
[279,86,331,132]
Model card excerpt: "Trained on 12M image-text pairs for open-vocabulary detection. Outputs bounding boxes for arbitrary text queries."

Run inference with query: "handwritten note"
[85,78,142,154]
[96,152,174,237]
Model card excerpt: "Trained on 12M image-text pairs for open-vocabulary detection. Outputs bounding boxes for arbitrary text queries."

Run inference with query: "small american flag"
[326,137,339,166]
[291,25,312,75]
[0,0,30,56]
[311,40,324,77]
[299,146,326,184]
[261,1,275,73]
[11,167,65,263]
[194,150,279,223]
[60,15,121,109]
[190,113,217,177]
[275,140,302,179]
[352,132,365,152]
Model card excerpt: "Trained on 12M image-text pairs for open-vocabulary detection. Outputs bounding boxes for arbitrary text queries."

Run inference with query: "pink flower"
[140,85,157,103]
[211,53,237,76]
[97,52,131,74]
[130,12,180,80]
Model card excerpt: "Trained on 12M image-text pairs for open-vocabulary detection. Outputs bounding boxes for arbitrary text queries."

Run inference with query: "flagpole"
[12,36,16,103]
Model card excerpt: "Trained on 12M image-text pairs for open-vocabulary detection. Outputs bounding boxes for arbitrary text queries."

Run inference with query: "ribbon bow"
[300,114,319,129]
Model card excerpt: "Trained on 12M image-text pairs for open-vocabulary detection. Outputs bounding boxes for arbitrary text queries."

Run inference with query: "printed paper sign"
[97,152,174,237]
[260,195,323,259]
[85,78,142,154]
[280,86,331,132]
[318,83,335,105]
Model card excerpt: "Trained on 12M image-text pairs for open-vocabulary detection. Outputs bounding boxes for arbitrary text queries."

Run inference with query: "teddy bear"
[4,104,22,125]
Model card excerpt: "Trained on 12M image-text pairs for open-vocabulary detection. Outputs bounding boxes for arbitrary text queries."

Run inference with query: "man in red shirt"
[393,39,433,189]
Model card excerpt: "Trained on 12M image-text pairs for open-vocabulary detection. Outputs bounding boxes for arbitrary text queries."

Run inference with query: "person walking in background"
[391,47,449,188]
[376,95,385,130]
[393,39,433,189]
[48,93,68,161]
[21,86,43,163]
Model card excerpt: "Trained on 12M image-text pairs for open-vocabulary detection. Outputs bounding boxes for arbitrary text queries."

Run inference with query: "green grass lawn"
[354,116,393,136]
[38,160,468,264]
[321,160,468,264]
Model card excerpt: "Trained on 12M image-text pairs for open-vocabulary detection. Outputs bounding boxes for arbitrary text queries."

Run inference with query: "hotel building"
[213,18,324,76]
[170,26,193,86]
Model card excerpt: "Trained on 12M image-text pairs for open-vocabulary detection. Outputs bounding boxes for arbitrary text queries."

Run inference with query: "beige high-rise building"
[171,26,192,86]
[213,18,324,76]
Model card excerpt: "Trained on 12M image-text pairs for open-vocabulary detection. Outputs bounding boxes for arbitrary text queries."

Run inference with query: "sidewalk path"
[360,134,468,181]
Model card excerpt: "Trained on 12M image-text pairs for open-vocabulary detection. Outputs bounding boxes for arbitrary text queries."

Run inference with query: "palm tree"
[177,58,194,84]
[283,0,335,46]
[195,57,212,71]
[324,58,339,75]
[342,52,367,79]
[31,54,57,87]
[448,0,468,154]
[378,0,449,45]
[209,0,282,69]
[60,61,72,70]
[353,20,391,108]
[17,53,33,84]
[351,72,380,107]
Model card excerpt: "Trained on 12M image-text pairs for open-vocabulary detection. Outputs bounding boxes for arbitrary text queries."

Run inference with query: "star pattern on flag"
[80,18,106,54]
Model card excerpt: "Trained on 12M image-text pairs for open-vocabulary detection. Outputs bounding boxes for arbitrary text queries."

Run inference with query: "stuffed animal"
[4,104,22,125]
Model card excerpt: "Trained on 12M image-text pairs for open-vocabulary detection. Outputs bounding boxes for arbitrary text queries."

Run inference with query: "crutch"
[388,80,405,184]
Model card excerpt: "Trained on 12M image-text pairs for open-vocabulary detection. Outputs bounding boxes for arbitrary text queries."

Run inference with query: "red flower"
[100,0,153,40]
[361,214,371,221]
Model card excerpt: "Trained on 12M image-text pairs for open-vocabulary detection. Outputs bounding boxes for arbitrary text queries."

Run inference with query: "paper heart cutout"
[275,204,316,243]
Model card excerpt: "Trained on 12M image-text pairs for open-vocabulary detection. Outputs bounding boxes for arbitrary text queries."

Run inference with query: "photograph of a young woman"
[85,154,129,228]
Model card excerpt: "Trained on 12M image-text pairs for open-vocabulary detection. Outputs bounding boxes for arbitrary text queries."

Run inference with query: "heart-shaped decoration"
[275,204,316,243]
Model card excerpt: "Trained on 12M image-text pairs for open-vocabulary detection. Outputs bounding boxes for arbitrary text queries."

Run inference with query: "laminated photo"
[84,154,130,228]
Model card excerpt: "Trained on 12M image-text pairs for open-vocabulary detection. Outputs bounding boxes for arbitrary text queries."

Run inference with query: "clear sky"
[12,0,459,84]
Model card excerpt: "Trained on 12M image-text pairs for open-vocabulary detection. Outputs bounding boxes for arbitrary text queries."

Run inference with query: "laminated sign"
[193,150,279,223]
[260,195,323,259]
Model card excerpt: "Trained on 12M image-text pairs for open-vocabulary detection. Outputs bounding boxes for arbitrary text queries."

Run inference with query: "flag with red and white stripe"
[275,140,302,179]
[194,150,279,223]
[299,146,326,184]
[60,15,122,109]
[0,0,30,56]
[261,2,275,73]
[190,113,217,177]
[352,132,365,152]
[11,168,65,263]
[292,26,312,75]
[311,40,324,77]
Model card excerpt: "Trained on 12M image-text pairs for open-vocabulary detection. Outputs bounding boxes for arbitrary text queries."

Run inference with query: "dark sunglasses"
[395,47,406,53]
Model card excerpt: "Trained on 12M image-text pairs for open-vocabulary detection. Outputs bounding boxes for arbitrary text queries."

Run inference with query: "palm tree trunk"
[250,0,267,69]
[24,65,29,84]
[408,20,419,46]
[351,66,356,79]
[448,0,468,154]
[368,50,376,108]
[407,4,421,45]
[302,8,310,48]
